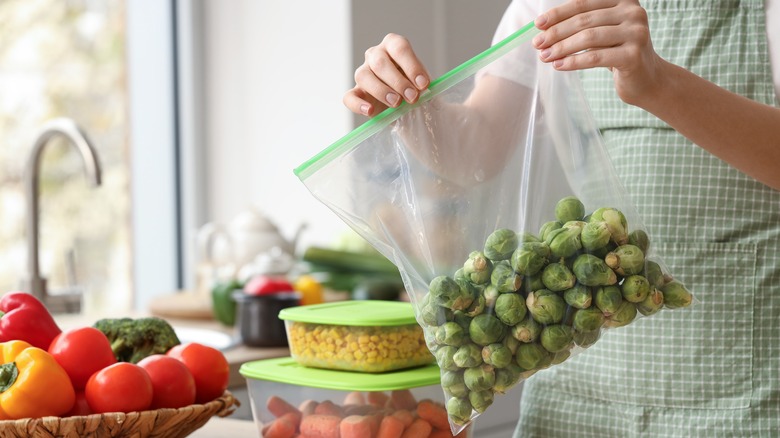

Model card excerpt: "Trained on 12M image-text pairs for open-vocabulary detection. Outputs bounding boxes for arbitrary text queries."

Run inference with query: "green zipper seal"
[294,21,539,180]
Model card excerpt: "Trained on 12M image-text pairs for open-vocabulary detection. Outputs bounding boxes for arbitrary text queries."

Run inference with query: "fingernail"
[360,104,371,116]
[403,88,417,102]
[533,34,544,47]
[540,49,551,60]
[415,75,428,89]
[386,93,400,106]
[535,14,547,27]
[553,59,564,68]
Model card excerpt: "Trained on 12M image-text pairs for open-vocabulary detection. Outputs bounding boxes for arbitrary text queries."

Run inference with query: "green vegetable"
[502,333,521,354]
[594,285,624,316]
[563,283,592,309]
[429,276,474,311]
[628,229,650,254]
[621,274,650,303]
[555,196,585,223]
[511,315,542,343]
[589,207,629,245]
[510,241,551,276]
[435,322,467,346]
[302,246,400,275]
[211,279,242,327]
[605,244,645,276]
[546,226,582,259]
[526,289,566,325]
[441,370,469,398]
[453,343,483,368]
[464,364,496,392]
[572,254,618,286]
[515,342,548,371]
[540,324,574,353]
[539,221,563,242]
[643,260,666,289]
[605,301,638,328]
[464,292,486,318]
[581,221,611,252]
[573,329,601,348]
[484,228,519,261]
[637,287,665,316]
[492,363,523,393]
[521,274,545,294]
[93,317,181,364]
[482,284,500,308]
[541,262,576,292]
[435,346,460,371]
[494,293,527,326]
[572,307,606,332]
[481,343,513,368]
[446,397,473,425]
[661,280,694,309]
[452,310,472,331]
[468,389,494,413]
[468,314,506,346]
[420,300,453,327]
[463,251,493,285]
[491,261,522,293]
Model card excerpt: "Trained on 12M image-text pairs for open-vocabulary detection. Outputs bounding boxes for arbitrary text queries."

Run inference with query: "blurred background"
[0,0,511,313]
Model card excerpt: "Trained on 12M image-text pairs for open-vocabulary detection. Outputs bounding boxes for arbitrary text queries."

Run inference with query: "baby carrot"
[343,391,366,406]
[416,400,449,430]
[391,409,415,428]
[390,390,417,411]
[367,391,390,408]
[268,395,301,419]
[300,414,342,438]
[298,399,319,416]
[314,400,344,418]
[264,412,299,438]
[339,415,374,438]
[377,415,405,438]
[400,418,433,438]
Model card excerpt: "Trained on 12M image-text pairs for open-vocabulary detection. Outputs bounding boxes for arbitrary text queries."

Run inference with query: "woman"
[345,0,780,435]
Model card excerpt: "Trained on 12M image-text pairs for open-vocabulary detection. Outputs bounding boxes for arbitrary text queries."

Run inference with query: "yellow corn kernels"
[286,321,434,372]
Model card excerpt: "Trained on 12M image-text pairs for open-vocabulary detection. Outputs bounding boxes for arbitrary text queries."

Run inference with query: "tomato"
[85,362,153,413]
[167,343,229,404]
[137,354,196,409]
[48,327,118,390]
[66,392,94,417]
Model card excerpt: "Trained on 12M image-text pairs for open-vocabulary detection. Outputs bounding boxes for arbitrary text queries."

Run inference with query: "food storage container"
[278,300,434,372]
[239,357,472,437]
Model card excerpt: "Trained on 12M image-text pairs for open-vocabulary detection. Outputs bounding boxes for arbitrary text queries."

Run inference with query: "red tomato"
[85,362,153,413]
[167,343,229,404]
[66,392,94,417]
[137,354,197,409]
[48,327,118,390]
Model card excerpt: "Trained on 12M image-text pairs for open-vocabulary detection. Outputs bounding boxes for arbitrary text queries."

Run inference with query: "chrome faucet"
[23,118,102,313]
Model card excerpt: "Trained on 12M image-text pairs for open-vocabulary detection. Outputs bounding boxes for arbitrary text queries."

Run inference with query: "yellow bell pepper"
[0,340,75,420]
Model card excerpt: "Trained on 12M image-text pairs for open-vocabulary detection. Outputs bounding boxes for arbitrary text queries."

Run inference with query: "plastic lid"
[239,357,440,391]
[278,300,416,326]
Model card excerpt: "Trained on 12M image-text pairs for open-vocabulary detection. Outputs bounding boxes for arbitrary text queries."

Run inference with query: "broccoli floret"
[93,317,181,363]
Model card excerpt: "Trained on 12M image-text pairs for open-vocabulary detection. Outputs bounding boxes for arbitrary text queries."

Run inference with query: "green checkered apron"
[514,0,780,436]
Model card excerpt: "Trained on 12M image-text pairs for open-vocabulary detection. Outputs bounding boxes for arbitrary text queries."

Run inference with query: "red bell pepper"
[0,291,62,350]
[244,275,294,296]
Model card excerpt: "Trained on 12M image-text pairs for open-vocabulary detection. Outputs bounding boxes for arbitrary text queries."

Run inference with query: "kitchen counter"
[191,418,258,437]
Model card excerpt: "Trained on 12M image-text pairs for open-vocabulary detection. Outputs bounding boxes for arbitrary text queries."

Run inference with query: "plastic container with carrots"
[278,301,434,373]
[239,357,473,438]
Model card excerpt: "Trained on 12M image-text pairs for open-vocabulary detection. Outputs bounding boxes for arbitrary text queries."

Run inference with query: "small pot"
[232,291,300,347]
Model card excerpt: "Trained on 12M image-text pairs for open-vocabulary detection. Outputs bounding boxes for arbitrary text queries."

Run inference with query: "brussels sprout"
[581,221,612,252]
[540,324,574,353]
[518,232,541,243]
[541,262,576,292]
[511,241,551,276]
[563,220,587,230]
[420,300,453,326]
[482,284,500,308]
[589,207,629,245]
[628,229,650,254]
[621,274,650,303]
[464,364,496,392]
[551,349,571,365]
[503,333,521,354]
[511,315,542,343]
[453,343,483,368]
[539,221,563,242]
[573,329,601,348]
[572,307,606,332]
[491,261,522,293]
[555,196,586,223]
[435,321,467,346]
[453,310,473,331]
[605,244,645,276]
[465,292,486,318]
[441,370,469,398]
[661,280,694,309]
[643,260,666,289]
[493,363,523,393]
[468,390,494,414]
[604,301,638,328]
[521,274,545,294]
[463,251,493,285]
[572,254,618,286]
[495,293,527,326]
[429,276,474,311]
[469,314,507,346]
[454,268,468,282]
[481,343,513,368]
[484,228,519,261]
[594,285,623,316]
[515,342,548,371]
[526,289,566,325]
[446,397,473,426]
[563,284,592,309]
[637,287,664,316]
[546,226,583,259]
[435,346,459,371]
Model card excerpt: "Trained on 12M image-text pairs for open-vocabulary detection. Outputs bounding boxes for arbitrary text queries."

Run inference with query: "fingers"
[343,87,385,117]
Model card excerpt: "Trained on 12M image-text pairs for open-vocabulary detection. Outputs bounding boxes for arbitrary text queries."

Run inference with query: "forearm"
[638,60,780,191]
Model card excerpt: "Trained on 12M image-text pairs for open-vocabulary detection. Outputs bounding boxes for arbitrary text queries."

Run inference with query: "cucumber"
[302,247,400,275]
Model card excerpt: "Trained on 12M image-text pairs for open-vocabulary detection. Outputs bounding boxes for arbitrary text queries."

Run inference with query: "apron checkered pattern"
[515,0,780,436]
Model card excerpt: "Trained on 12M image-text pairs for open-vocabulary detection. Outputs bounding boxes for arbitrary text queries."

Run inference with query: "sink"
[173,326,237,351]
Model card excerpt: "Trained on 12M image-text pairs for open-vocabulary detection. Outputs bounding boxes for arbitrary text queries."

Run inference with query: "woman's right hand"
[343,33,431,117]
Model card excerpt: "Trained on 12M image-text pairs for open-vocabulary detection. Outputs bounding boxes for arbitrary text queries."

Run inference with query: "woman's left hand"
[533,0,664,106]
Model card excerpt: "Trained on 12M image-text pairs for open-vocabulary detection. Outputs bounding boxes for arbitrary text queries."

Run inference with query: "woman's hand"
[343,33,431,117]
[533,0,664,106]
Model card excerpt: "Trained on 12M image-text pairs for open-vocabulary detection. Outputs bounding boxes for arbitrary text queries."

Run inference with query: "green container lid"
[278,300,416,327]
[240,357,440,392]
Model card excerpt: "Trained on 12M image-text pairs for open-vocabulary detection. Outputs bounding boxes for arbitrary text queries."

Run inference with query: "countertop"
[191,418,258,437]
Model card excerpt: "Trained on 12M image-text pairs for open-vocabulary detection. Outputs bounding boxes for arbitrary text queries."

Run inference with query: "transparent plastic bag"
[295,22,694,434]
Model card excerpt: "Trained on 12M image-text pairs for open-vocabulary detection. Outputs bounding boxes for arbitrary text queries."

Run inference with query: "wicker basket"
[0,391,238,438]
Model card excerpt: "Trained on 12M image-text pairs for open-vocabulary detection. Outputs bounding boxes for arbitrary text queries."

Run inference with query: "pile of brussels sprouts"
[419,196,693,426]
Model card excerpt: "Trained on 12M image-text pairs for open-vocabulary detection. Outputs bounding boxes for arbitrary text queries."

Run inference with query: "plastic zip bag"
[295,21,694,435]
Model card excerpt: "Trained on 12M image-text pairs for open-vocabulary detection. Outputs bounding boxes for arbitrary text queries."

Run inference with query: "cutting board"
[148,290,215,321]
